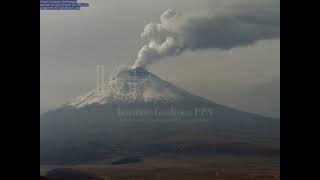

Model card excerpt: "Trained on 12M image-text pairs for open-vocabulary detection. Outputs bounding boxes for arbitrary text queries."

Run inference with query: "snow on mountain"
[65,67,200,109]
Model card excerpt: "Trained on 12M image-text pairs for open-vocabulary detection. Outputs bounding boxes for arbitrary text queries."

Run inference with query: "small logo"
[96,65,105,94]
[40,0,90,11]
[109,65,150,100]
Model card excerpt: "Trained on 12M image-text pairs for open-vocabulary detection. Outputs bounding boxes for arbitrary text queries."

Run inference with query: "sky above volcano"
[41,0,280,118]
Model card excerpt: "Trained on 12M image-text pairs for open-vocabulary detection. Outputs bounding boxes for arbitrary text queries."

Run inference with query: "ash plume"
[132,1,279,68]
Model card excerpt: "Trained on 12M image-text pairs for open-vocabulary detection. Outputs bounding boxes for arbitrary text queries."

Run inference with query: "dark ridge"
[111,156,143,165]
[46,168,103,180]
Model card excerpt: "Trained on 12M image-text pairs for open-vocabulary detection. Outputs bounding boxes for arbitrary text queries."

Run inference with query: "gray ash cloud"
[133,1,279,68]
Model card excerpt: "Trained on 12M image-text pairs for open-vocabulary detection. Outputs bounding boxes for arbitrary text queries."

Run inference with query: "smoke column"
[132,1,279,68]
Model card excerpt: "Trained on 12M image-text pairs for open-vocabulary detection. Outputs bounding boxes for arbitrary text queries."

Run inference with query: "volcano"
[66,67,211,108]
[40,67,279,165]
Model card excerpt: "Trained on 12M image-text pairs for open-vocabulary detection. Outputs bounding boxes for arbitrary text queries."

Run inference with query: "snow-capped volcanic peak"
[65,67,194,109]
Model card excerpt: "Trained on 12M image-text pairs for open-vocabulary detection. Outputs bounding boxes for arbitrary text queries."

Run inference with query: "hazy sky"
[40,0,280,118]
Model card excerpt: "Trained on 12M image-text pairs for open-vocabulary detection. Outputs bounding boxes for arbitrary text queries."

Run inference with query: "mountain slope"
[40,67,279,164]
